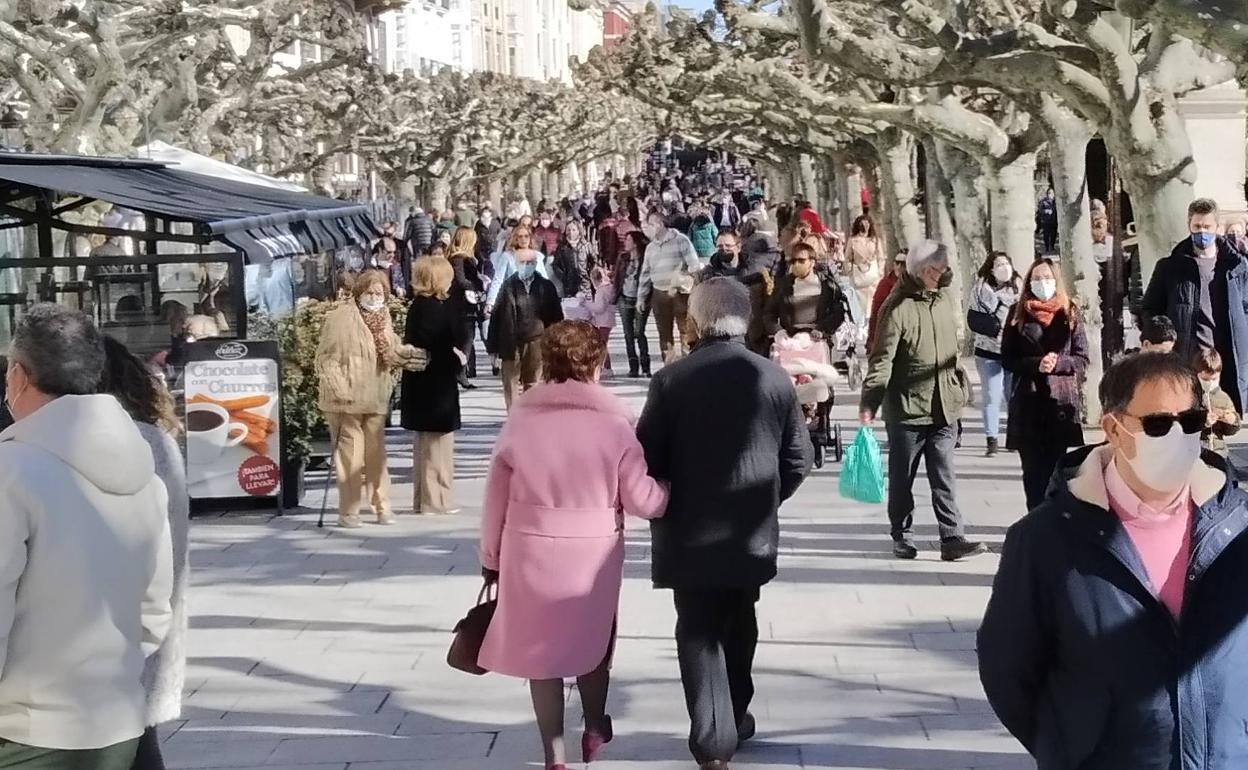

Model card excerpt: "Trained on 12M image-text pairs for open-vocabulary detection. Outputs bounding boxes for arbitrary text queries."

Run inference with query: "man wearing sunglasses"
[980,351,1248,770]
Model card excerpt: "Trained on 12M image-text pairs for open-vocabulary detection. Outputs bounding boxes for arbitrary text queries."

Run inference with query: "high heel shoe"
[582,715,614,763]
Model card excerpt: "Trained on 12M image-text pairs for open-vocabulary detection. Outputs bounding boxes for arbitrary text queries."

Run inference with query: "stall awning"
[0,151,378,263]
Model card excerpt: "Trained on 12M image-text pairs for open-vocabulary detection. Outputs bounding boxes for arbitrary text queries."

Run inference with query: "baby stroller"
[772,330,843,467]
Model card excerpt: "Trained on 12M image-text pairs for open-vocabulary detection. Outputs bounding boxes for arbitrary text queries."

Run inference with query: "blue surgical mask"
[1192,231,1216,250]
[516,262,537,281]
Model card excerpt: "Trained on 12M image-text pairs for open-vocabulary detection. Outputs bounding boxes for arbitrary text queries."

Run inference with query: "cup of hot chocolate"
[186,403,247,463]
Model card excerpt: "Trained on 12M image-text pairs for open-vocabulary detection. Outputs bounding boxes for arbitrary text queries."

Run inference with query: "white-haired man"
[860,240,987,562]
[637,278,813,770]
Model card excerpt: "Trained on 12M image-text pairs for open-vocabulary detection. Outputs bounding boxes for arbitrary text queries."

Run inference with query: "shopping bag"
[447,581,497,675]
[839,426,886,504]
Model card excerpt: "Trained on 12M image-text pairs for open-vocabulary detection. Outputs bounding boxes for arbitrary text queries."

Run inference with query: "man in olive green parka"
[859,240,988,562]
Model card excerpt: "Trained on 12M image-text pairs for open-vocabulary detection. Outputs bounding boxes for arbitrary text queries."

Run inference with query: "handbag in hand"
[447,581,497,675]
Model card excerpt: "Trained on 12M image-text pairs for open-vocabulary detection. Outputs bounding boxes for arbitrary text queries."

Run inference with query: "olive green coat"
[859,272,967,427]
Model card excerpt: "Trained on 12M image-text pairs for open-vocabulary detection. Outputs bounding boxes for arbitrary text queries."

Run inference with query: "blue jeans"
[975,355,1011,442]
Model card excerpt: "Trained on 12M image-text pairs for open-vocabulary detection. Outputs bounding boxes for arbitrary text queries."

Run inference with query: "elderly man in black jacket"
[637,278,813,770]
[1142,197,1248,412]
[980,352,1248,770]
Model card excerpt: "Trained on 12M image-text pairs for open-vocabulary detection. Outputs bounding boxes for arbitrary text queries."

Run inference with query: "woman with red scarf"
[1002,258,1090,509]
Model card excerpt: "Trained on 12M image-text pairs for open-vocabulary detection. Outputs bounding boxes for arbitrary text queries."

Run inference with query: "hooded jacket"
[979,444,1248,770]
[859,272,966,426]
[0,395,173,749]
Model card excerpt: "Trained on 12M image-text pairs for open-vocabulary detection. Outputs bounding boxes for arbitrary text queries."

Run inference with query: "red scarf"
[1024,298,1064,328]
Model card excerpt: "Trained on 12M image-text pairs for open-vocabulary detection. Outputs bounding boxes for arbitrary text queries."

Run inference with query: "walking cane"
[317,429,344,529]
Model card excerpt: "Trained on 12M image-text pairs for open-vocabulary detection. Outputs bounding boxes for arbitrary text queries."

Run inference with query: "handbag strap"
[476,580,497,605]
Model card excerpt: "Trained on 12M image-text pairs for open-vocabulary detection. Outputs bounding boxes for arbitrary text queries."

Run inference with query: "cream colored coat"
[315,303,403,416]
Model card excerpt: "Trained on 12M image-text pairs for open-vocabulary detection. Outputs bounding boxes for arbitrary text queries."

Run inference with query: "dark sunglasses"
[1124,408,1207,437]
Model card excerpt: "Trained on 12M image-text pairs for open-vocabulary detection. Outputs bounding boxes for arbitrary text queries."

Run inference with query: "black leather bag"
[967,302,1002,338]
[447,581,497,675]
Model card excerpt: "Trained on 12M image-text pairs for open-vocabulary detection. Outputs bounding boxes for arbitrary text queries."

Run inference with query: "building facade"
[378,0,475,75]
[470,0,604,82]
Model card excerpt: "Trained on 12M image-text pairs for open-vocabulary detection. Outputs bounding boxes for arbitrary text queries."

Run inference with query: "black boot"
[892,539,918,560]
[628,365,640,378]
[940,538,989,562]
[985,437,999,457]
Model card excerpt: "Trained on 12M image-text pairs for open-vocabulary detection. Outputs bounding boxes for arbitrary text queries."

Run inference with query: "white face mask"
[1116,418,1202,494]
[1030,278,1057,301]
[993,265,1013,284]
[359,297,386,313]
[1200,377,1220,394]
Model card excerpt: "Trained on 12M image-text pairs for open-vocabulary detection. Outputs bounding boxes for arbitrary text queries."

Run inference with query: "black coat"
[1143,237,1248,411]
[449,254,484,319]
[637,338,812,588]
[485,275,563,359]
[474,220,501,269]
[403,213,435,253]
[550,243,582,298]
[1000,309,1089,450]
[400,296,463,433]
[765,265,849,337]
[979,445,1248,770]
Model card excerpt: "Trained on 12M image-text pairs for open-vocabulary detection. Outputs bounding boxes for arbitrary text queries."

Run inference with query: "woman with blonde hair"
[479,320,668,770]
[486,225,549,308]
[448,226,484,388]
[401,256,466,514]
[315,270,420,527]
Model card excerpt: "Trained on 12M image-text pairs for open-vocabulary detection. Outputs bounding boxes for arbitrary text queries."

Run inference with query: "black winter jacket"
[1142,236,1248,411]
[485,275,562,360]
[637,338,812,588]
[979,444,1248,770]
[403,213,435,253]
[765,265,849,338]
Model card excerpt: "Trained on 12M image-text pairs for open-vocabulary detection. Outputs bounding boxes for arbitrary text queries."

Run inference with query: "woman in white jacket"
[100,337,190,770]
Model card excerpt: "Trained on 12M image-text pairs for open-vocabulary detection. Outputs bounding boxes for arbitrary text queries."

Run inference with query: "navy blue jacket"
[979,444,1248,770]
[1142,236,1248,412]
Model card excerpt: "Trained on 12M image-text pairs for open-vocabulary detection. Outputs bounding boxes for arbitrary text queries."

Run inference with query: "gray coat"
[137,422,189,726]
[970,277,1019,357]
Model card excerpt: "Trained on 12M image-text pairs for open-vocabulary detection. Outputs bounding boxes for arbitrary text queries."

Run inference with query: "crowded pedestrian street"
[169,359,1029,770]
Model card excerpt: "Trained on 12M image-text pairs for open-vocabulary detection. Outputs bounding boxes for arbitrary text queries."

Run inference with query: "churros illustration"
[189,394,274,456]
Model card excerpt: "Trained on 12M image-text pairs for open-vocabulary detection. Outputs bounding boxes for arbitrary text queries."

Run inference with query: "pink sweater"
[1105,459,1193,620]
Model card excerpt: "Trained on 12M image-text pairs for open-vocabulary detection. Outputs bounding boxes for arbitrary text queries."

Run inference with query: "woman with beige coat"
[315,270,421,527]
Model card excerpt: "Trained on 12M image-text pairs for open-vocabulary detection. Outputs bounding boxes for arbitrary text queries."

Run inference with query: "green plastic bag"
[839,426,886,504]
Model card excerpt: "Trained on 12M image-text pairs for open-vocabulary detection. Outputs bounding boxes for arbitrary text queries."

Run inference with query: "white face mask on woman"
[992,265,1013,284]
[359,297,386,313]
[1030,279,1058,301]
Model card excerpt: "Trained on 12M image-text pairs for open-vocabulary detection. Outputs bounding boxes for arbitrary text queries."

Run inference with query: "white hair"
[905,239,948,279]
[689,278,750,338]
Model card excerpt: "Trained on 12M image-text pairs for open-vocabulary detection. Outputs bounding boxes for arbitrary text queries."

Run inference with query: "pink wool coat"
[478,380,668,680]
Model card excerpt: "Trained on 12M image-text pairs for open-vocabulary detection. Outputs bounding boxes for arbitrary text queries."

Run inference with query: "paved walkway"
[170,352,1037,769]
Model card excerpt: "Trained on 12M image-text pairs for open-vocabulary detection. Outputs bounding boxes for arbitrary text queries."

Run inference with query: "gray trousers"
[885,421,966,542]
[0,738,139,769]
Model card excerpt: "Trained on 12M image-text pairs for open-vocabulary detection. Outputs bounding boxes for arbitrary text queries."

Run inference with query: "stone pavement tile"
[227,689,390,717]
[266,733,496,763]
[161,735,281,768]
[178,713,403,736]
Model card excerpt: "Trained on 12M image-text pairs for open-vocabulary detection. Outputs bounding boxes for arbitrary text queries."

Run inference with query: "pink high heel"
[582,714,614,764]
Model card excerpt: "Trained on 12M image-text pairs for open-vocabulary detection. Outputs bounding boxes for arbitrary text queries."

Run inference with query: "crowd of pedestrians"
[9,145,1248,770]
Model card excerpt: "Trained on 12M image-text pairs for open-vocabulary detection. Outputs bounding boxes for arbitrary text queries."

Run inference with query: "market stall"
[0,149,378,510]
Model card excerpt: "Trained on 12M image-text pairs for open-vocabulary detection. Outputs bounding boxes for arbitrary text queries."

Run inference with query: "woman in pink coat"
[479,320,668,770]
[585,265,618,375]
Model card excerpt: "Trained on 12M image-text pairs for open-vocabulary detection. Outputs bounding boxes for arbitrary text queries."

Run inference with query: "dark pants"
[885,421,966,542]
[1018,443,1068,511]
[0,738,139,769]
[1042,224,1058,253]
[457,316,477,381]
[618,299,651,373]
[673,587,760,764]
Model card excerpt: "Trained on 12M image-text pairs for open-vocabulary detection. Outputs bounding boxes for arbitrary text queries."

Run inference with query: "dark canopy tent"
[0,150,377,263]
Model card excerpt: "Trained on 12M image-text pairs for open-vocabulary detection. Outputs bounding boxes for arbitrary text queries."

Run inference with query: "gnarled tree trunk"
[872,128,923,254]
[986,152,1039,266]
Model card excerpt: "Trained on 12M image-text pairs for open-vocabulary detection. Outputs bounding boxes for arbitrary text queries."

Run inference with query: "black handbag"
[447,581,497,675]
[967,300,1002,338]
